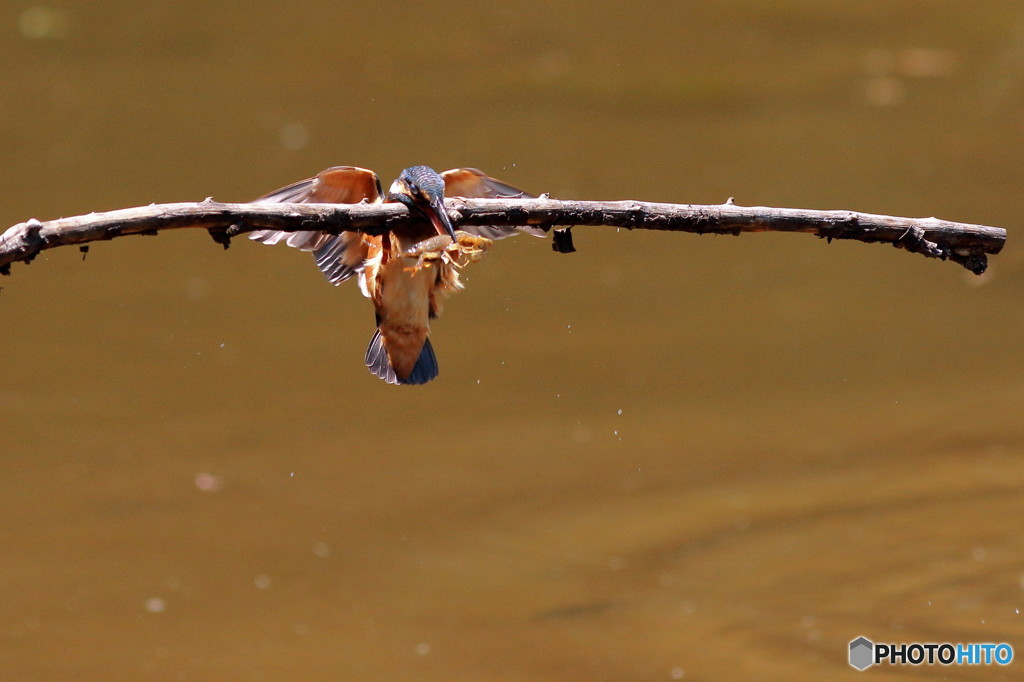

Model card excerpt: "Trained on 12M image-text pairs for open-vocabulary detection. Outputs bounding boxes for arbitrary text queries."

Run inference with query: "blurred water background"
[3,2,1024,679]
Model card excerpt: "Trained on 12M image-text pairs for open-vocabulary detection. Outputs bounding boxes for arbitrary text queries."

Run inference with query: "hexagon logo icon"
[849,636,874,670]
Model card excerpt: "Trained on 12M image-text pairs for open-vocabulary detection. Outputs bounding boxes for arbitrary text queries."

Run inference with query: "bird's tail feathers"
[364,329,439,385]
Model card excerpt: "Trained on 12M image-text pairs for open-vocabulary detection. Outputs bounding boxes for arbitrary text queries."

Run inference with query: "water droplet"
[194,472,223,492]
[279,122,310,151]
[18,7,71,40]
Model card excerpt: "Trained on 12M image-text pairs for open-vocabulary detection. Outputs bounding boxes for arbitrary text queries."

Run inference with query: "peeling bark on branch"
[0,197,1006,276]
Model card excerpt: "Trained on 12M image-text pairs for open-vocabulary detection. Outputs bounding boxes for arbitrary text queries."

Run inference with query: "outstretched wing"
[249,166,383,285]
[440,168,546,239]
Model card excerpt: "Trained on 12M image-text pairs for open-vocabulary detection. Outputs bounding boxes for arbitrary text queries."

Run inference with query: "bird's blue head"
[389,166,457,240]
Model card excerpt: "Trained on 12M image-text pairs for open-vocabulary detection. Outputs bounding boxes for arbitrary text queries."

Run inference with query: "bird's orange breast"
[370,249,436,380]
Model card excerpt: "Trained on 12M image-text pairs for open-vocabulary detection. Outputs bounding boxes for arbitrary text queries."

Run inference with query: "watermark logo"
[849,637,874,671]
[849,636,1013,670]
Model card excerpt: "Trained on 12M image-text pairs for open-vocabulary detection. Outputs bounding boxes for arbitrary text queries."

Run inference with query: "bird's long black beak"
[427,194,458,241]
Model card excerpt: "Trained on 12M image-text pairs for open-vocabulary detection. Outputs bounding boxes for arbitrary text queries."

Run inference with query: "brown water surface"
[3,2,1024,680]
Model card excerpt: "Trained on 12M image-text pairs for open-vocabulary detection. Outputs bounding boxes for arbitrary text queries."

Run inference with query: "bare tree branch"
[0,197,1006,276]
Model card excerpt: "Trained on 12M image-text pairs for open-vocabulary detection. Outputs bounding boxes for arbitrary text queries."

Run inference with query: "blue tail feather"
[364,329,439,385]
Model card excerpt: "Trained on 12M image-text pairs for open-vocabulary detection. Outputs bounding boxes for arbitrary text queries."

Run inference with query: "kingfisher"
[249,166,542,385]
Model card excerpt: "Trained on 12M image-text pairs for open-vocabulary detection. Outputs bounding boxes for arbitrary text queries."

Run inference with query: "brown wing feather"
[256,166,383,204]
[440,168,545,239]
[249,166,383,285]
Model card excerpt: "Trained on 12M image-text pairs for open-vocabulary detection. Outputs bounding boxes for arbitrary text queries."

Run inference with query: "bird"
[249,165,542,385]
